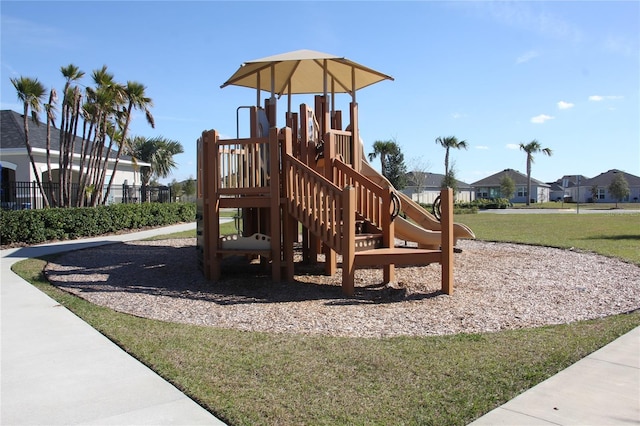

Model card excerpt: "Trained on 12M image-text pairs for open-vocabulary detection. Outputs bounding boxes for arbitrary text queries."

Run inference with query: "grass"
[11,213,640,425]
[510,201,640,210]
[458,213,640,265]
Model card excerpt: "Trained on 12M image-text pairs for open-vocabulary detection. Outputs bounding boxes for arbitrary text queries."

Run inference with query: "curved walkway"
[1,223,225,425]
[1,222,638,425]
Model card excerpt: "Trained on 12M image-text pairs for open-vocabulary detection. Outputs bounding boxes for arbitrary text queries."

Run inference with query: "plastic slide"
[359,156,475,249]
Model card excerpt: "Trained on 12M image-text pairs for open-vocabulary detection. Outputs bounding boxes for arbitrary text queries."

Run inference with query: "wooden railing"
[327,130,353,166]
[283,153,346,254]
[332,158,390,230]
[216,136,271,196]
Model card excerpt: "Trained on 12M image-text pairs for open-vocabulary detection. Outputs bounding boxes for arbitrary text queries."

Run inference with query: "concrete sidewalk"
[1,223,226,425]
[470,326,639,425]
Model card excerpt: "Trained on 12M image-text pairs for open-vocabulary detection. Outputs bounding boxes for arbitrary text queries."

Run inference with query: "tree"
[384,147,407,190]
[590,184,599,203]
[127,136,184,202]
[169,178,184,202]
[435,136,468,177]
[407,156,431,203]
[183,177,196,198]
[368,139,406,189]
[58,64,85,207]
[44,88,59,206]
[608,172,630,208]
[519,140,552,206]
[500,174,516,200]
[440,168,459,195]
[103,81,155,204]
[11,76,51,207]
[368,140,397,175]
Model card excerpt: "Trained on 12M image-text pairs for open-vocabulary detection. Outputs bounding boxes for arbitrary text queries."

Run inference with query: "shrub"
[469,198,511,210]
[0,202,196,246]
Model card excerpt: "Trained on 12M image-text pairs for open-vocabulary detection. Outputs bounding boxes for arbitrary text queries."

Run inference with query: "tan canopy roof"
[220,49,394,97]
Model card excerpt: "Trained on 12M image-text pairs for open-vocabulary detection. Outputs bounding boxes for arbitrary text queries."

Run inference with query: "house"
[471,168,551,203]
[402,171,475,204]
[547,175,590,202]
[582,170,640,203]
[1,110,147,208]
[548,171,640,203]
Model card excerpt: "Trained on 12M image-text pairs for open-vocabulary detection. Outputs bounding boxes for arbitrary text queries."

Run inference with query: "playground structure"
[196,50,474,296]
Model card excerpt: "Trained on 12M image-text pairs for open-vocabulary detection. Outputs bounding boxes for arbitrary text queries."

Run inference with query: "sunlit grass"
[458,213,640,265]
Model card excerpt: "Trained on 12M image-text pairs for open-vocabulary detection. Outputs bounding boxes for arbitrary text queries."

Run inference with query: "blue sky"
[2,1,638,185]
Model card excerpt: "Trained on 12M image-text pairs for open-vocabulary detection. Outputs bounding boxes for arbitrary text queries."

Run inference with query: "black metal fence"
[1,181,171,210]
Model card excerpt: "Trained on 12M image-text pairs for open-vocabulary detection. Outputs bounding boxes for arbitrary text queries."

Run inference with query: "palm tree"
[435,136,468,177]
[58,64,85,207]
[127,136,184,202]
[77,66,123,206]
[368,140,398,176]
[103,81,154,204]
[11,76,51,207]
[519,139,552,206]
[44,88,58,206]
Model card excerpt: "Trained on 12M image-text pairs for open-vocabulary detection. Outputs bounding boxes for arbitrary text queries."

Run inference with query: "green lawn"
[12,213,640,426]
[458,213,640,265]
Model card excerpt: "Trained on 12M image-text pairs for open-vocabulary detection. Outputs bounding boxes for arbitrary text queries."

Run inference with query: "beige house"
[1,110,147,208]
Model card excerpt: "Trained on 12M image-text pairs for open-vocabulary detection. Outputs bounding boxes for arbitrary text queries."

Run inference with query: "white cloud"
[530,114,555,124]
[475,145,489,150]
[601,35,636,57]
[506,144,520,150]
[516,50,539,64]
[589,95,623,102]
[481,2,583,43]
[557,101,574,110]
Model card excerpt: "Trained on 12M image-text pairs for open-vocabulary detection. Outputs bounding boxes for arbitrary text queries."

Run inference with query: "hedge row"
[0,202,196,246]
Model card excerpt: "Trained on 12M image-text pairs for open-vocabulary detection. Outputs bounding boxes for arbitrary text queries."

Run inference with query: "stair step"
[354,247,442,267]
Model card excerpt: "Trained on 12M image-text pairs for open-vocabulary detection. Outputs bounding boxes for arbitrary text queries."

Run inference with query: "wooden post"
[324,132,336,276]
[342,186,356,296]
[269,127,281,282]
[350,102,360,172]
[441,188,454,295]
[202,130,220,281]
[281,128,295,281]
[382,189,395,284]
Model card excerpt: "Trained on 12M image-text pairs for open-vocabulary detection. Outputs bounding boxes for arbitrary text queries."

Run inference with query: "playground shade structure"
[197,50,474,296]
[221,49,394,97]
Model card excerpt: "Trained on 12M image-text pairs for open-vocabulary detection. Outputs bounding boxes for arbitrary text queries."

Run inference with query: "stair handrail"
[331,158,395,228]
[283,152,345,254]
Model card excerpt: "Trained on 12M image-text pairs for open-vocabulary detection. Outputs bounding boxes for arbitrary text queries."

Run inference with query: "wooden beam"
[441,188,454,295]
[342,186,356,296]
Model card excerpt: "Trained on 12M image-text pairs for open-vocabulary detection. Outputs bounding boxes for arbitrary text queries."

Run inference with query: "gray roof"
[471,168,550,187]
[547,175,590,188]
[583,169,640,187]
[1,109,129,161]
[406,171,471,189]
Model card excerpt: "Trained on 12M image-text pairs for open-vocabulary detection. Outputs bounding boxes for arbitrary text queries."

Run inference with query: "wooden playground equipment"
[196,50,474,296]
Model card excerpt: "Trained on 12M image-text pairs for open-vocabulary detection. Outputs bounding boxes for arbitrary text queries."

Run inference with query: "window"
[517,186,528,197]
[597,188,605,200]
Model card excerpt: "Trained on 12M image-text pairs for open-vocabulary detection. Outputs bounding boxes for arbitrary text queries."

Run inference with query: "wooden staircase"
[283,136,454,296]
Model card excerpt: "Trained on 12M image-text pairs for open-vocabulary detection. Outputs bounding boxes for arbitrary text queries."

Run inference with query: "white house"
[1,110,148,208]
[401,171,475,204]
